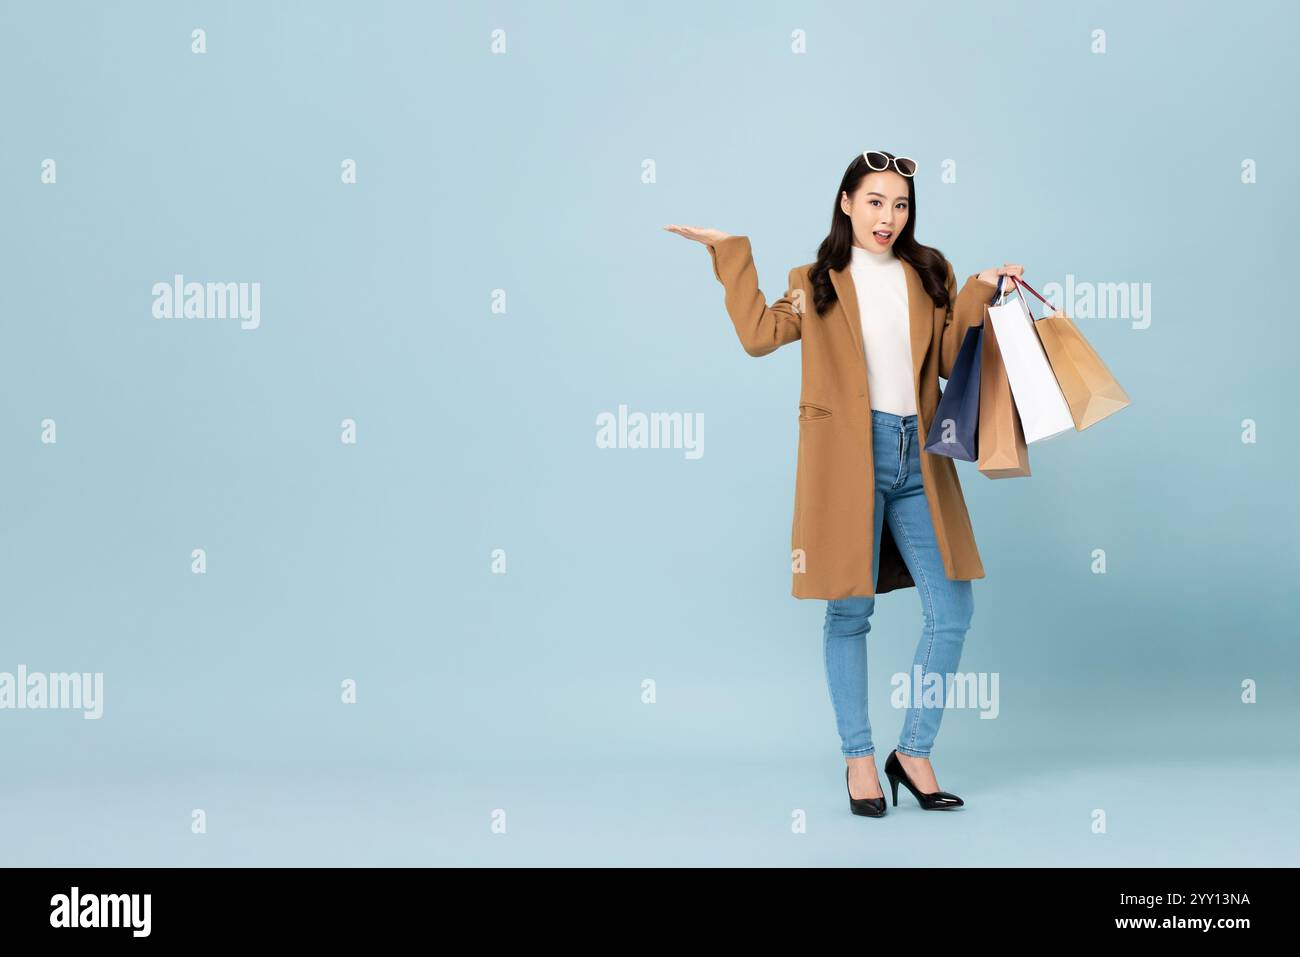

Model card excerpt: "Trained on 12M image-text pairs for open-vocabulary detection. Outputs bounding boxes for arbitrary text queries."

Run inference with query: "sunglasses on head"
[862,151,917,177]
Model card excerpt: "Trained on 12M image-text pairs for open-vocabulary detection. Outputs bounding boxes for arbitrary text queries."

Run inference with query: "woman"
[665,150,1022,818]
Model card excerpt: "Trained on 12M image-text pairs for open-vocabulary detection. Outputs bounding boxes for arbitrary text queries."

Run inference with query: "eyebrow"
[865,192,909,201]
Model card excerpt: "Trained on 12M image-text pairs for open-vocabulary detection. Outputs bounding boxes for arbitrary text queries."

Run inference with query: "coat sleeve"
[939,261,1001,380]
[706,235,803,357]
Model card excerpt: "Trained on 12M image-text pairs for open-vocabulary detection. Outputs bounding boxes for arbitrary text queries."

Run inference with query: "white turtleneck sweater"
[849,243,915,416]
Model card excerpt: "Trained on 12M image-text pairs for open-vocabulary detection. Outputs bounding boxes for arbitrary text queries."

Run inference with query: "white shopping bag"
[985,277,1074,444]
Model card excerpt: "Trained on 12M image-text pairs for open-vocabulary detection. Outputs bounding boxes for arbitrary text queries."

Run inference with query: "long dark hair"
[809,151,950,317]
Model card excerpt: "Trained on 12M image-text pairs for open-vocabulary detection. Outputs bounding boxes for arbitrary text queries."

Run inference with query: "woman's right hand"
[977,263,1025,287]
[663,224,732,246]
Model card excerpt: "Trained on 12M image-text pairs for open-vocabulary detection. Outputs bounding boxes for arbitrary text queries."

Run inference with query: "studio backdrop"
[1,0,1296,866]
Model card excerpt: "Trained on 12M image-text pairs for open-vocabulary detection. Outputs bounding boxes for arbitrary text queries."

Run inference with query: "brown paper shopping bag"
[1014,276,1132,431]
[977,307,1031,479]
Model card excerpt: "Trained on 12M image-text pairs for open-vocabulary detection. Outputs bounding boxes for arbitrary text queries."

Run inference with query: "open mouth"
[872,230,893,244]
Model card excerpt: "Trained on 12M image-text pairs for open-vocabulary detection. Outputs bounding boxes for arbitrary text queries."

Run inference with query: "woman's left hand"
[977,263,1024,287]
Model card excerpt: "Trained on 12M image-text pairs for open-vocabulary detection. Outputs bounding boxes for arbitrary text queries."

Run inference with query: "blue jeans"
[822,409,975,759]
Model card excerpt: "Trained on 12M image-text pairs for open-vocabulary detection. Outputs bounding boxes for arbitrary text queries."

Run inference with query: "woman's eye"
[896,203,908,210]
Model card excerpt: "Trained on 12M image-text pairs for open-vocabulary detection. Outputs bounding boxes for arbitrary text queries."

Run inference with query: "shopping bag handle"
[1009,274,1058,313]
[992,274,1010,306]
[1006,275,1042,323]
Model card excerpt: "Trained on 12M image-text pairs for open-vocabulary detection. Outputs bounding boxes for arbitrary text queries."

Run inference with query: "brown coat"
[707,235,999,599]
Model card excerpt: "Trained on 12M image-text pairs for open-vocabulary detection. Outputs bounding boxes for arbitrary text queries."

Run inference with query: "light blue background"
[2,0,1296,865]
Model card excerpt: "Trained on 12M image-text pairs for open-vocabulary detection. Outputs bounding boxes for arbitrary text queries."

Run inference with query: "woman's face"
[840,170,910,254]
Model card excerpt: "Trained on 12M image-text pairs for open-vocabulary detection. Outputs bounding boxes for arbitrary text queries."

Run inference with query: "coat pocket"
[798,402,833,421]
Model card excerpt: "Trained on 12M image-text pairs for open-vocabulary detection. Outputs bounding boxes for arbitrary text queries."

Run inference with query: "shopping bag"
[986,277,1074,443]
[1014,276,1132,430]
[976,300,1031,479]
[923,323,983,460]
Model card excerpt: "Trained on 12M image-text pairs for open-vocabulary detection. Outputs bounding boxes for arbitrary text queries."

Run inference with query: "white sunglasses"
[862,150,917,177]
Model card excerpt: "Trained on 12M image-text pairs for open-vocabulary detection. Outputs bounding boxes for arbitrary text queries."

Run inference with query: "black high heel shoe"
[884,749,964,810]
[845,766,887,817]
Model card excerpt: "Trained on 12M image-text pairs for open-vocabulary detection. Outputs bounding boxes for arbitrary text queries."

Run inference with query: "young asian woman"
[665,150,1024,816]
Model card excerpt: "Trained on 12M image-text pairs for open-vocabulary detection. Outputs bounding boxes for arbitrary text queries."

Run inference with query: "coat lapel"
[829,252,933,397]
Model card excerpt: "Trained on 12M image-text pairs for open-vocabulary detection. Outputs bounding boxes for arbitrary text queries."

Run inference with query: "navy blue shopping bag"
[923,276,1003,460]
